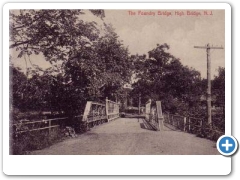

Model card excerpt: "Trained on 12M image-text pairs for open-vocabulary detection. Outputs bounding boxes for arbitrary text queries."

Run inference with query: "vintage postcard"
[3,2,232,175]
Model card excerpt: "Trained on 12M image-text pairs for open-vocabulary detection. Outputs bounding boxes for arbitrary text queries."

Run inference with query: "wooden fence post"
[167,113,170,123]
[156,101,163,131]
[189,118,191,132]
[177,118,180,128]
[200,119,203,132]
[106,97,109,122]
[183,117,186,131]
[49,120,51,134]
[117,103,120,118]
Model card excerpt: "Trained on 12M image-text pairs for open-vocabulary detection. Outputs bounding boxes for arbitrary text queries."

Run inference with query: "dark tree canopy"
[212,67,225,108]
[10,10,132,115]
[9,10,225,121]
[131,44,203,115]
[10,10,104,63]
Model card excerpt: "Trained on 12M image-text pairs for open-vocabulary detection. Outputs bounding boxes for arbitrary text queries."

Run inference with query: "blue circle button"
[217,135,238,156]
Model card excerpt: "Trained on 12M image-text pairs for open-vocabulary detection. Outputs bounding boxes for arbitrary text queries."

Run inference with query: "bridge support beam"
[156,101,164,131]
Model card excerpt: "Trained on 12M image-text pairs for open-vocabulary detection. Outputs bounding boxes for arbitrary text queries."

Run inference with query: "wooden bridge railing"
[106,98,120,121]
[82,97,119,127]
[145,100,164,131]
[13,98,120,135]
[82,101,107,127]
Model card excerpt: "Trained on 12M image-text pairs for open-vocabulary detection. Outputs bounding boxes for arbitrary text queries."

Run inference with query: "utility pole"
[194,43,223,127]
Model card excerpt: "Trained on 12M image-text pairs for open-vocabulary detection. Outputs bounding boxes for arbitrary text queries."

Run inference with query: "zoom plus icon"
[217,135,238,156]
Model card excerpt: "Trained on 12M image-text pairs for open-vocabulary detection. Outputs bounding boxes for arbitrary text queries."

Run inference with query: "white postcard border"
[3,2,231,175]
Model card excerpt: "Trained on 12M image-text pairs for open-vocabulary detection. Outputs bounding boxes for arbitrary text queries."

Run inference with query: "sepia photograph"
[9,8,225,155]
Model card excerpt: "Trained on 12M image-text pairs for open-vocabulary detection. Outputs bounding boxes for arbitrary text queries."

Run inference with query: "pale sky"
[104,10,225,79]
[11,9,225,79]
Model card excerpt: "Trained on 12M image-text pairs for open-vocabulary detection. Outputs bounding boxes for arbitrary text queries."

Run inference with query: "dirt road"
[31,118,219,155]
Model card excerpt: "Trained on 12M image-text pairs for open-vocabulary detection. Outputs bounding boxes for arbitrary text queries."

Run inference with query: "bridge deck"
[31,118,219,155]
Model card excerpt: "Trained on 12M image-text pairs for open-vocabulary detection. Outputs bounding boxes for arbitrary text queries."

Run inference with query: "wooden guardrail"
[163,113,224,139]
[81,98,120,128]
[145,100,164,131]
[12,117,68,135]
[164,113,205,133]
[12,98,120,135]
[106,97,120,121]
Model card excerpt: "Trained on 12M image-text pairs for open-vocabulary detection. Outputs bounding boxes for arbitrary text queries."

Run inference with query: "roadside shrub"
[196,124,224,141]
[64,116,88,133]
[10,127,64,155]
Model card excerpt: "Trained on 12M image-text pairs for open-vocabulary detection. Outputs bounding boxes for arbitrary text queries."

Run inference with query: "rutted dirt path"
[31,118,219,155]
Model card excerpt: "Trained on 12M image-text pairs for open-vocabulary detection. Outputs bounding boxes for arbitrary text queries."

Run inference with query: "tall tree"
[93,24,132,101]
[212,67,225,111]
[10,10,104,63]
[132,44,202,115]
[10,11,132,115]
